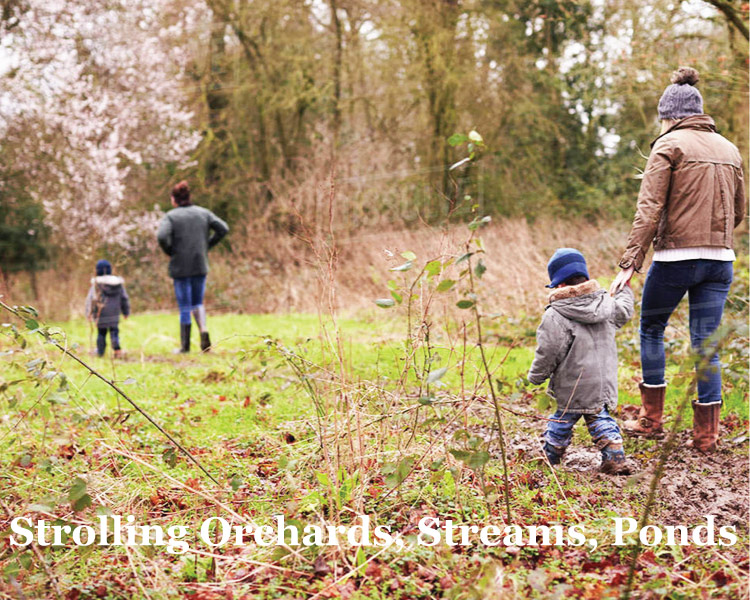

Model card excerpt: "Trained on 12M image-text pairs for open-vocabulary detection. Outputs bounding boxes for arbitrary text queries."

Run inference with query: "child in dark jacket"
[528,248,635,474]
[85,259,130,357]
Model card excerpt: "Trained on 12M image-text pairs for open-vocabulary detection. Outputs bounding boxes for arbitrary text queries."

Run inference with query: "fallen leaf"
[58,444,82,460]
[314,554,332,577]
[527,568,550,592]
[711,569,730,587]
[365,561,383,581]
[608,566,629,586]
[416,564,437,581]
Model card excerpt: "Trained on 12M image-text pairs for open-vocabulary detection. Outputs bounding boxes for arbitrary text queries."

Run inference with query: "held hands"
[609,266,635,295]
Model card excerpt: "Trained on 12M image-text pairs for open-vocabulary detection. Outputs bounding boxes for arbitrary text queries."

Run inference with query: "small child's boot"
[600,442,631,475]
[543,441,565,466]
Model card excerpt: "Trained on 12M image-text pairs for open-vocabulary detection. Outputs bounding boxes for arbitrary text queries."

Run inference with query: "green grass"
[0,306,747,599]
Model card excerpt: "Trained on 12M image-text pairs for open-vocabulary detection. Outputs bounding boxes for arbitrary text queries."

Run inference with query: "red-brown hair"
[171,181,191,206]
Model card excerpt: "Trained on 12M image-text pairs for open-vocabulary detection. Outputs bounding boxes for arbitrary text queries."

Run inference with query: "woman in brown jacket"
[610,67,746,452]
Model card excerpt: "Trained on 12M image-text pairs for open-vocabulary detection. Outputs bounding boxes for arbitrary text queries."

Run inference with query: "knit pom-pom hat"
[657,67,703,121]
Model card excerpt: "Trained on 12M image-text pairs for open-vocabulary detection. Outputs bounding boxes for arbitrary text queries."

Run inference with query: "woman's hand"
[609,266,635,295]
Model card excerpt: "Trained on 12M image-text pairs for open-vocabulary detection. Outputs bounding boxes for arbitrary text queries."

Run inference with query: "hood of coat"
[93,275,124,295]
[548,280,611,324]
[651,114,716,147]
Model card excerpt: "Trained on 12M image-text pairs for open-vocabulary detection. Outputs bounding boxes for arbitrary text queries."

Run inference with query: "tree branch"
[705,0,749,40]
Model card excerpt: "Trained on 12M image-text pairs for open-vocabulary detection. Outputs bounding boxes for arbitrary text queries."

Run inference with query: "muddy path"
[452,407,749,531]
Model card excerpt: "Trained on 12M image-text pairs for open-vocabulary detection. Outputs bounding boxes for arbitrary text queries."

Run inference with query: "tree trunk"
[29,269,39,301]
[330,0,343,157]
[416,0,458,212]
[205,21,230,194]
[0,267,9,298]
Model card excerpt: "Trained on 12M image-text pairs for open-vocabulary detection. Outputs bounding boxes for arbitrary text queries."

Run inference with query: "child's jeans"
[173,275,207,325]
[543,406,623,460]
[97,327,120,356]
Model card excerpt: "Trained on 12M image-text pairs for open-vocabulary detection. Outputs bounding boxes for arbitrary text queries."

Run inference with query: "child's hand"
[609,267,634,295]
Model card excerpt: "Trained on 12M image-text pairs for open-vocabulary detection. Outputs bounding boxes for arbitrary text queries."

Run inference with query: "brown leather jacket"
[620,115,746,271]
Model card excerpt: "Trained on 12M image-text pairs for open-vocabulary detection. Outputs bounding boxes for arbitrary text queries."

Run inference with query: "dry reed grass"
[3,218,633,321]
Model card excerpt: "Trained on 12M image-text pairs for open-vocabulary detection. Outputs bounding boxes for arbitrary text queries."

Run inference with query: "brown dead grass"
[5,218,631,321]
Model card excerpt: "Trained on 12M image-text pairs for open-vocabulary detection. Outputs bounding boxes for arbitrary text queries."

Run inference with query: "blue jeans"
[97,327,120,356]
[544,406,623,453]
[640,260,733,404]
[173,275,207,325]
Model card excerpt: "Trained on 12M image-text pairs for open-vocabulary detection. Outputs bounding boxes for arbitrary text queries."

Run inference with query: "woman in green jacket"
[157,181,229,353]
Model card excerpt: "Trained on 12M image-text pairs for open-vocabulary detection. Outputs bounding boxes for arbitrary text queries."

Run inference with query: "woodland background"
[0,0,748,315]
[1,3,749,599]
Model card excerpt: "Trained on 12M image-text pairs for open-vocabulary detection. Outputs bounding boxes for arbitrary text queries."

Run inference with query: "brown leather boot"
[688,402,721,452]
[623,382,665,438]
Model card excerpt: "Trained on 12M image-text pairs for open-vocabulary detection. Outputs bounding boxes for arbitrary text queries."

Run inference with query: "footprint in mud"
[561,446,604,472]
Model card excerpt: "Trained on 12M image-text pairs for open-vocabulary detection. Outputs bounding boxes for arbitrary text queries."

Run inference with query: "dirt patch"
[630,432,749,529]
[99,353,210,365]
[448,408,749,532]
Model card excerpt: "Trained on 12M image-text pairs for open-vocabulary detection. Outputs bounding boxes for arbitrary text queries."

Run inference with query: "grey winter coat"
[85,275,131,328]
[156,205,229,279]
[527,280,635,414]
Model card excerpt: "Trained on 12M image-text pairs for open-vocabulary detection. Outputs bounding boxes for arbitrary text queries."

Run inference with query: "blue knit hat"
[658,67,703,121]
[96,259,112,276]
[546,248,589,288]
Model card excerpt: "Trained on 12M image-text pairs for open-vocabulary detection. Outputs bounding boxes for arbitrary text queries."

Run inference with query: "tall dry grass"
[4,217,634,322]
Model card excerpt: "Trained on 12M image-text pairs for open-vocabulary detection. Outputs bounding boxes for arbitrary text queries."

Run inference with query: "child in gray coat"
[85,259,130,357]
[528,248,634,474]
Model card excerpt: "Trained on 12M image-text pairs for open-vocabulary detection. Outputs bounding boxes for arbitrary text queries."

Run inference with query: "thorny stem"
[0,300,222,488]
[276,344,328,452]
[465,237,512,522]
[284,176,337,481]
[403,262,430,385]
[377,399,468,504]
[620,383,692,600]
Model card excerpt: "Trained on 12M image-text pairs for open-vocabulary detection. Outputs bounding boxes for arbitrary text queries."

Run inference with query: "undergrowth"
[0,215,747,599]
